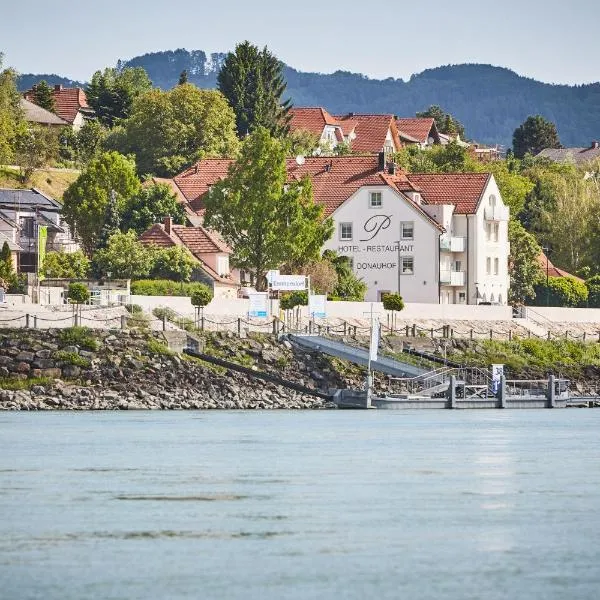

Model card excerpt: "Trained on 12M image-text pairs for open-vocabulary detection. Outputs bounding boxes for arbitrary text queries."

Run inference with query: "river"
[1,410,599,600]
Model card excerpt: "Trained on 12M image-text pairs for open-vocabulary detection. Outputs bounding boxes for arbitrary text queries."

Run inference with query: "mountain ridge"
[16,49,600,148]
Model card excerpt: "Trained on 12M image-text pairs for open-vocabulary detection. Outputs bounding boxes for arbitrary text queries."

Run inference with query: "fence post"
[201,316,205,331]
[489,329,493,340]
[33,315,38,329]
[547,374,556,408]
[470,328,473,340]
[309,320,313,334]
[583,332,586,342]
[162,315,166,331]
[430,327,434,338]
[74,313,79,327]
[121,314,126,330]
[412,324,416,337]
[547,331,551,341]
[565,330,568,339]
[25,313,30,328]
[448,375,457,409]
[237,318,241,337]
[508,330,512,341]
[344,321,347,336]
[450,328,454,339]
[272,318,277,335]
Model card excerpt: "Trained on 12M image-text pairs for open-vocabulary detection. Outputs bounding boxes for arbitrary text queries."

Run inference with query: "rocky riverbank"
[0,328,354,411]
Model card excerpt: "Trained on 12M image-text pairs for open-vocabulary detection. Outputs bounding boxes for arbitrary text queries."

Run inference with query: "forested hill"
[17,49,600,148]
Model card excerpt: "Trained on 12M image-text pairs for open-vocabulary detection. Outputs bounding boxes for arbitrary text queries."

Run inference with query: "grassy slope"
[0,166,79,202]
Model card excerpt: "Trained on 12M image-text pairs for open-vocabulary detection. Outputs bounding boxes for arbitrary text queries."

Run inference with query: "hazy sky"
[2,0,599,84]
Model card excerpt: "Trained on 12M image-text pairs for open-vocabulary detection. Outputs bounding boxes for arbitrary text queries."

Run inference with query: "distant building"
[168,155,510,304]
[24,84,94,130]
[395,118,441,147]
[140,217,239,298]
[0,188,78,273]
[536,141,600,165]
[538,252,583,282]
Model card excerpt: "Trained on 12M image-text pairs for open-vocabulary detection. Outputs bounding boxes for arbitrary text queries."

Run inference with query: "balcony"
[484,205,509,221]
[439,235,466,252]
[440,270,466,286]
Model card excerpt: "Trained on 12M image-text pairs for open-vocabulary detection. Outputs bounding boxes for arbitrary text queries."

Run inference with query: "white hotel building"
[169,155,510,305]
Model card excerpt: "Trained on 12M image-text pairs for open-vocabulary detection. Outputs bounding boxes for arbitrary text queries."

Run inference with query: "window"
[454,260,462,272]
[486,257,491,275]
[401,256,414,275]
[217,255,229,276]
[489,194,497,207]
[369,192,382,208]
[401,221,414,240]
[459,292,466,303]
[20,217,35,238]
[485,222,492,241]
[494,257,499,275]
[339,222,353,241]
[492,223,499,242]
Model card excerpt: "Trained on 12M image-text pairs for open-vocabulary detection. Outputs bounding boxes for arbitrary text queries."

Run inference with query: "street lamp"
[542,247,550,306]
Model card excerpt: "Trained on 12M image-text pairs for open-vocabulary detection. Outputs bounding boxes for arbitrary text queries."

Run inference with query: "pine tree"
[217,41,291,138]
[178,70,188,85]
[512,115,561,159]
[32,80,56,112]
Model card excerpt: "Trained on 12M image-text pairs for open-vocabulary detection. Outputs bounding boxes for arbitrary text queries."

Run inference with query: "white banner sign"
[248,292,269,317]
[308,294,327,318]
[270,274,307,291]
[491,364,504,393]
[369,319,380,362]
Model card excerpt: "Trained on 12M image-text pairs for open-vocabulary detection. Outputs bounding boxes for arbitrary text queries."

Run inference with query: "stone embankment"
[0,329,348,411]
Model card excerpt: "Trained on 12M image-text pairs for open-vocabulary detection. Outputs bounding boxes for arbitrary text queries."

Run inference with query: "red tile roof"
[25,85,92,124]
[538,253,584,282]
[396,118,437,144]
[170,156,443,230]
[288,107,342,137]
[405,173,491,214]
[335,114,402,153]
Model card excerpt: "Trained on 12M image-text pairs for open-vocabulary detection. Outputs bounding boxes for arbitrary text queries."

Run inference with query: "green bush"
[58,326,99,351]
[146,338,174,356]
[67,282,90,305]
[586,275,600,308]
[190,284,213,308]
[125,304,143,314]
[382,293,404,312]
[280,290,308,310]
[152,307,178,321]
[131,279,214,297]
[533,276,588,307]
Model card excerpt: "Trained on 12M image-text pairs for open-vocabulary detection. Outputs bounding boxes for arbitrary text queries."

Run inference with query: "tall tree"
[0,54,23,165]
[217,41,291,138]
[108,84,239,176]
[30,80,56,112]
[62,151,140,255]
[507,220,543,306]
[512,115,560,158]
[416,105,465,139]
[178,70,188,85]
[92,230,154,279]
[86,67,152,127]
[121,182,185,235]
[203,127,333,290]
[14,124,60,182]
[97,189,121,249]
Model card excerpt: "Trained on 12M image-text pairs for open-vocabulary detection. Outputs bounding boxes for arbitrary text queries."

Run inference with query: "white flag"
[369,319,379,362]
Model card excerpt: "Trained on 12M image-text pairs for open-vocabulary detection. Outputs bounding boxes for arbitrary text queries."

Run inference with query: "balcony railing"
[440,235,466,252]
[440,270,466,286]
[484,205,509,221]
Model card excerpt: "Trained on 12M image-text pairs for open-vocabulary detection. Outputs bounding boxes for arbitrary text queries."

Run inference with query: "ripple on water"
[113,494,269,502]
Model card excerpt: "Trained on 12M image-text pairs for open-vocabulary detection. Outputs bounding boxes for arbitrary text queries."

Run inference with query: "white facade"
[322,176,510,305]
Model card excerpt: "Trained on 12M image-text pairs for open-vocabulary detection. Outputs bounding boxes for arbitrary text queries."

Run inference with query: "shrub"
[146,338,174,356]
[280,290,308,311]
[533,276,588,307]
[58,326,99,351]
[131,280,213,297]
[586,275,600,308]
[383,293,404,313]
[67,282,90,305]
[190,284,213,308]
[125,304,143,314]
[53,350,90,368]
[152,306,178,321]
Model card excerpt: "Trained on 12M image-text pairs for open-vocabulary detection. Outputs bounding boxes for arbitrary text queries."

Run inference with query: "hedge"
[131,279,214,297]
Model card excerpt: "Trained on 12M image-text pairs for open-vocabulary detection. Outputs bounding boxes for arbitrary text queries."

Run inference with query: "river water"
[1,410,599,600]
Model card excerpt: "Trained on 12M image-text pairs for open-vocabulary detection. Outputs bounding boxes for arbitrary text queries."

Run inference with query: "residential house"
[538,252,583,282]
[140,217,239,298]
[288,107,346,150]
[536,141,600,165]
[395,118,441,147]
[19,98,69,128]
[24,84,94,130]
[168,156,510,304]
[0,189,78,273]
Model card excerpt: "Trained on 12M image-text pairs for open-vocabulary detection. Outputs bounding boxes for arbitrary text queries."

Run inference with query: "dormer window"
[369,192,382,208]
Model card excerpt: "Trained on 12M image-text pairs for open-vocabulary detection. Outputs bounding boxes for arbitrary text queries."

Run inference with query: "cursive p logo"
[360,215,392,241]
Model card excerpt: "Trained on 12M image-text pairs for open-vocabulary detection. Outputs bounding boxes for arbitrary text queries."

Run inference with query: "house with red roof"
[167,155,509,304]
[24,84,94,130]
[395,117,441,147]
[140,217,239,298]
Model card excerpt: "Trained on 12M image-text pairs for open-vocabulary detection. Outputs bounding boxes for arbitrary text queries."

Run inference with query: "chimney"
[163,216,172,235]
[377,152,386,172]
[54,84,63,92]
[592,141,599,149]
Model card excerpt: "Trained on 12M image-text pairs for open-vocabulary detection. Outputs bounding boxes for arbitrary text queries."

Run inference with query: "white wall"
[525,306,600,323]
[322,186,440,303]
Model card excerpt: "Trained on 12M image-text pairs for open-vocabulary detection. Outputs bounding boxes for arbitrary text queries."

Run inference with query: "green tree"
[178,70,188,85]
[97,190,121,249]
[217,41,291,138]
[322,250,367,301]
[109,84,239,176]
[86,67,152,127]
[533,276,588,307]
[190,284,213,321]
[586,275,600,308]
[62,151,140,254]
[0,55,23,165]
[30,80,56,112]
[0,241,18,292]
[287,128,320,156]
[92,230,154,279]
[280,290,308,310]
[204,127,333,291]
[13,124,60,182]
[383,292,404,331]
[42,251,90,278]
[508,220,543,306]
[151,246,197,282]
[512,115,560,159]
[67,282,90,304]
[416,105,465,139]
[121,182,185,235]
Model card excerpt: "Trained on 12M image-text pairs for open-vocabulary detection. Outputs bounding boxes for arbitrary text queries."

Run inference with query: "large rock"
[16,351,34,363]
